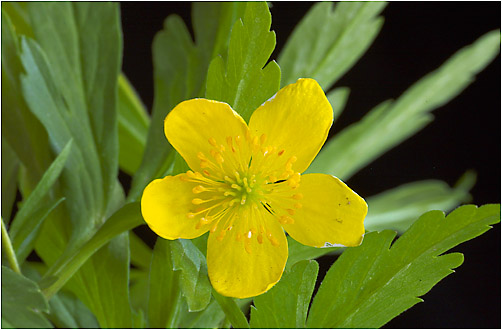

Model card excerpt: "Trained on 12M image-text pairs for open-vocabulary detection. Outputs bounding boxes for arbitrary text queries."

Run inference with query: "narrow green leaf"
[1,140,19,221]
[39,202,143,299]
[250,260,319,328]
[148,238,182,328]
[1,10,52,194]
[307,204,501,328]
[172,239,212,312]
[21,263,100,329]
[118,73,149,175]
[309,30,501,179]
[1,2,33,37]
[68,233,133,328]
[9,140,72,262]
[1,266,53,328]
[327,87,350,121]
[47,290,100,329]
[365,173,475,233]
[213,290,250,329]
[286,236,339,270]
[206,2,281,122]
[178,299,225,329]
[27,3,122,214]
[279,2,386,90]
[129,231,152,270]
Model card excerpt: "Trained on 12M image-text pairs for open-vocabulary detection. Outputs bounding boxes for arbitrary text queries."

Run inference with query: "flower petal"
[207,210,288,298]
[282,173,367,248]
[141,174,212,240]
[248,78,333,174]
[164,99,250,173]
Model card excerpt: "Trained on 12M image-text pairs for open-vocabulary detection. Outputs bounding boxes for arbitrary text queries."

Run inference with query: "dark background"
[120,2,501,328]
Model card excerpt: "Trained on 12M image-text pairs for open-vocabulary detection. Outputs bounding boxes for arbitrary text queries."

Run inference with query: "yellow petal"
[141,174,212,240]
[164,99,250,173]
[282,174,367,248]
[248,78,333,174]
[207,209,288,298]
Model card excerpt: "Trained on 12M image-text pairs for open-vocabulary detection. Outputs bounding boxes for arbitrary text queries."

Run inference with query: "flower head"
[141,78,367,298]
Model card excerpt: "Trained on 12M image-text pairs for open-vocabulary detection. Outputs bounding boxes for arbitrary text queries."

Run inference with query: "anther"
[260,133,267,145]
[187,213,196,219]
[245,238,252,254]
[192,198,204,205]
[210,223,218,233]
[292,193,303,200]
[287,209,295,215]
[192,185,206,194]
[203,170,211,177]
[294,202,303,209]
[278,149,285,156]
[257,233,263,244]
[240,195,247,205]
[216,230,226,241]
[208,137,218,147]
[231,184,242,191]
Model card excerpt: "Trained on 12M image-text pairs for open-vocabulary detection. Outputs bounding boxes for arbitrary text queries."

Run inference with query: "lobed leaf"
[205,1,281,122]
[286,236,339,271]
[250,260,319,328]
[307,204,501,328]
[309,30,501,179]
[278,2,386,90]
[1,266,53,328]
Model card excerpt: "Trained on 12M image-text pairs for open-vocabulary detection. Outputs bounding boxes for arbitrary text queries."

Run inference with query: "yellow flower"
[141,78,367,298]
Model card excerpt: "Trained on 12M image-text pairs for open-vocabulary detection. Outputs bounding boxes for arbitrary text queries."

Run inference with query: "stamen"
[278,149,285,156]
[287,209,295,215]
[294,202,303,209]
[193,185,206,194]
[260,133,267,145]
[292,193,303,200]
[208,137,218,147]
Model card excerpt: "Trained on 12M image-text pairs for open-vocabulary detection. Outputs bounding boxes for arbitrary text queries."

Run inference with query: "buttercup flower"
[141,78,367,298]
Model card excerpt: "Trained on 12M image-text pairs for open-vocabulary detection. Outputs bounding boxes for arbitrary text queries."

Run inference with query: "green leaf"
[21,263,100,329]
[1,10,52,194]
[9,140,72,263]
[278,2,386,90]
[67,233,133,328]
[178,299,225,329]
[365,172,475,233]
[212,290,250,329]
[1,140,19,221]
[172,239,212,312]
[250,260,318,328]
[309,29,501,179]
[206,2,281,122]
[192,2,247,65]
[148,238,182,328]
[39,202,143,299]
[307,204,501,328]
[327,87,350,121]
[26,3,122,214]
[1,266,53,328]
[286,236,339,270]
[129,231,152,270]
[47,290,100,329]
[118,73,150,175]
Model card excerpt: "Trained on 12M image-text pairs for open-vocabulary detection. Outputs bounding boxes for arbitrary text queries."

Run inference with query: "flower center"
[180,131,303,253]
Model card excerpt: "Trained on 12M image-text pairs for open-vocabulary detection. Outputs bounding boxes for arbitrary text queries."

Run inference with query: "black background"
[120,2,501,328]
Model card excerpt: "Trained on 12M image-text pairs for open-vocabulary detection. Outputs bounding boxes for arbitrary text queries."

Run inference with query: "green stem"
[1,218,21,274]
